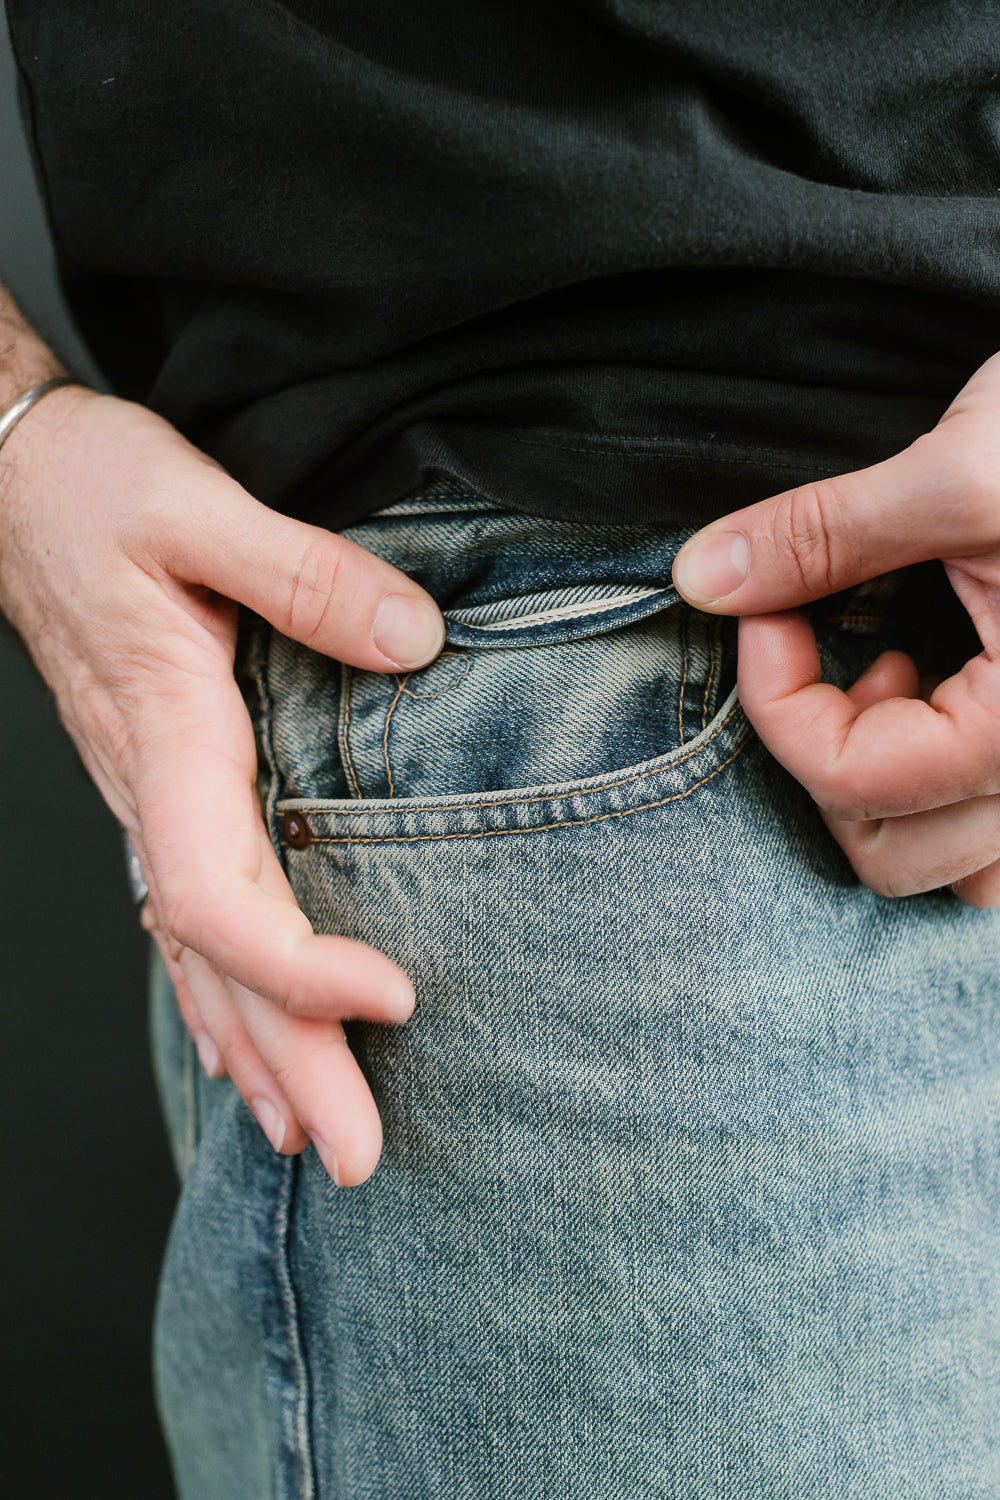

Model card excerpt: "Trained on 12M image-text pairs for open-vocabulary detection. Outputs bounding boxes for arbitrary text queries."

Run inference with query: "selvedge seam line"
[301,733,752,845]
[282,700,745,818]
[452,588,666,630]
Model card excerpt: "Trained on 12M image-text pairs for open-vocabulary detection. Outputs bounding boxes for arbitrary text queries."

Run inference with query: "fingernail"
[372,594,445,668]
[674,531,749,604]
[311,1133,340,1185]
[388,975,416,1020]
[195,1032,221,1078]
[251,1096,286,1153]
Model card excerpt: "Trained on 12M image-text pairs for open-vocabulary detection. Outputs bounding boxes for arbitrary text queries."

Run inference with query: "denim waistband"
[346,472,698,650]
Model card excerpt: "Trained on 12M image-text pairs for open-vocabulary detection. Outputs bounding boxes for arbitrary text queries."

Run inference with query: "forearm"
[0,280,66,414]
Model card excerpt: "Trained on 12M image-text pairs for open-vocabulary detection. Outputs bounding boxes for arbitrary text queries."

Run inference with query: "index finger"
[738,613,1000,820]
[133,672,415,1019]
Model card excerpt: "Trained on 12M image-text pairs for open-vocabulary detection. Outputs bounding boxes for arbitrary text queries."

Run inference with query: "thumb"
[164,475,445,671]
[670,427,984,616]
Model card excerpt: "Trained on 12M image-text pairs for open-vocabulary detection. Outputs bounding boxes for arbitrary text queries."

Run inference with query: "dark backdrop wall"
[1,25,177,1500]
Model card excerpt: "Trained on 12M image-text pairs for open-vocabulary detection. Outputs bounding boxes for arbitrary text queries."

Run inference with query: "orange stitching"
[399,652,470,700]
[677,608,689,746]
[340,663,364,800]
[280,699,746,819]
[383,673,411,799]
[301,733,752,846]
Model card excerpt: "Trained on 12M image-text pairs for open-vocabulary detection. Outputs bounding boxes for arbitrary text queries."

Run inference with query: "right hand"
[0,385,445,1184]
[672,350,1000,910]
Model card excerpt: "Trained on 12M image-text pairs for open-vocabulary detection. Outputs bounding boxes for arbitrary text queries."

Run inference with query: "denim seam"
[339,664,365,800]
[703,624,718,732]
[371,496,486,517]
[274,1156,315,1500]
[298,731,752,845]
[383,674,411,799]
[255,629,287,860]
[678,608,690,747]
[283,698,745,819]
[399,652,470,701]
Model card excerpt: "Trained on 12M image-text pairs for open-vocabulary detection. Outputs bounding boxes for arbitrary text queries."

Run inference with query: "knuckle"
[825,811,908,895]
[272,1032,348,1101]
[158,886,203,955]
[278,986,306,1018]
[280,972,326,1018]
[848,841,914,899]
[214,1026,256,1076]
[164,933,186,966]
[270,1053,306,1097]
[810,769,866,823]
[133,492,184,560]
[283,539,345,648]
[856,863,908,900]
[823,795,869,823]
[774,480,851,598]
[132,467,229,565]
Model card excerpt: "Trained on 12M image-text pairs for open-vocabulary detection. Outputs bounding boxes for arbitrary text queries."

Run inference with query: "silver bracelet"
[0,375,80,453]
[123,832,149,906]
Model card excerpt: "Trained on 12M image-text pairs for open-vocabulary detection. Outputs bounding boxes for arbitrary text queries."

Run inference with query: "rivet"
[280,812,312,850]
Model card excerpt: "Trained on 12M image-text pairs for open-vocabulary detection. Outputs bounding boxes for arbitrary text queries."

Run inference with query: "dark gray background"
[1,25,177,1500]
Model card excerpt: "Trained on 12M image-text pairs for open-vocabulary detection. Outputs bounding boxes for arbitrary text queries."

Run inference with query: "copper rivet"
[281,813,312,850]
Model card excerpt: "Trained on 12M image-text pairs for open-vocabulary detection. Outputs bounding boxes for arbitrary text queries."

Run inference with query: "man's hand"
[672,350,1000,909]
[0,384,445,1184]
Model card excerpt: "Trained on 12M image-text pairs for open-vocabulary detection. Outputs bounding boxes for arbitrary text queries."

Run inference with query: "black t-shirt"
[7,1,1000,530]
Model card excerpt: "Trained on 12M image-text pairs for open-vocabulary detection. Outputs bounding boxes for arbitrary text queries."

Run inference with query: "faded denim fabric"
[152,475,1000,1499]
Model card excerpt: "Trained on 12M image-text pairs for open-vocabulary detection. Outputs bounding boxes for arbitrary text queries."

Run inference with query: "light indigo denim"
[151,475,1000,1499]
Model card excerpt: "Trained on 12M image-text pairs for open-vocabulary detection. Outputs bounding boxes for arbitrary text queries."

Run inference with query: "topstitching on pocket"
[333,589,728,802]
[246,474,752,842]
[273,686,751,848]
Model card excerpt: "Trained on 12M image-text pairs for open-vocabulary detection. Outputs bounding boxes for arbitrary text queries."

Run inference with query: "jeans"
[151,474,1000,1498]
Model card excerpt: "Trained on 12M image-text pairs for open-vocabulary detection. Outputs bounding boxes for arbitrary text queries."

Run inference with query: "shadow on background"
[2,25,177,1500]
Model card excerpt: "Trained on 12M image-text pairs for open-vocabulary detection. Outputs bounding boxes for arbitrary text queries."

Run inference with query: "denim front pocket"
[245,479,749,835]
[334,593,727,801]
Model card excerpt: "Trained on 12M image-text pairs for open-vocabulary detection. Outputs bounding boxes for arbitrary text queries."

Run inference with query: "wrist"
[0,289,65,412]
[0,381,102,518]
[0,354,66,414]
[0,376,84,452]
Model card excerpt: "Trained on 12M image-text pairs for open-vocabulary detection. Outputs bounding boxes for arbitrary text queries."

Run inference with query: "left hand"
[671,350,1000,908]
[0,386,444,1184]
